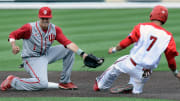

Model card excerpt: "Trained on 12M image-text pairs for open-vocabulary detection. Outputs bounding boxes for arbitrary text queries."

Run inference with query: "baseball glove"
[142,69,152,78]
[84,54,104,68]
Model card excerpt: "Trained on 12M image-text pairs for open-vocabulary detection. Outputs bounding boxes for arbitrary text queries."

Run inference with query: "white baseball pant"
[96,55,150,94]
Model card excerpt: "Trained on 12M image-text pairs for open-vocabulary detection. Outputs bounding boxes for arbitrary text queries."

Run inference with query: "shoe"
[59,82,78,90]
[1,75,15,91]
[93,80,100,91]
[110,84,133,94]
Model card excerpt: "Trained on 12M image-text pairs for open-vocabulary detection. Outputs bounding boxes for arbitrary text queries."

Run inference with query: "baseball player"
[93,5,180,94]
[0,7,104,91]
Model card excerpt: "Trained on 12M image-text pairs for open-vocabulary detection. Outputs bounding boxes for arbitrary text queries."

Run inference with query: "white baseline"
[0,2,180,9]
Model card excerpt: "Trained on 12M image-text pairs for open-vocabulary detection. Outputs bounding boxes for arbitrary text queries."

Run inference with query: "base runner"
[93,5,180,94]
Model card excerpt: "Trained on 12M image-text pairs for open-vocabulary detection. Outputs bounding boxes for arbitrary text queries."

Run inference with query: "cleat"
[110,84,133,94]
[1,75,15,91]
[59,82,78,90]
[93,80,100,91]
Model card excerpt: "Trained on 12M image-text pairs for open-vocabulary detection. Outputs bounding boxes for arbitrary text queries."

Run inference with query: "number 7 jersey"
[129,22,175,69]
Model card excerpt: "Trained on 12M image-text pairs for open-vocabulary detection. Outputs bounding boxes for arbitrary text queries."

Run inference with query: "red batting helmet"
[38,7,52,18]
[150,5,168,24]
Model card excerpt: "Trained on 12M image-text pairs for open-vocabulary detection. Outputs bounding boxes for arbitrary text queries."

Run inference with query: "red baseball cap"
[38,7,52,18]
[150,5,168,24]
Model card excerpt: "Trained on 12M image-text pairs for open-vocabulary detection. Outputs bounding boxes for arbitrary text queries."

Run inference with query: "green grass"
[0,97,175,101]
[0,9,179,71]
[0,8,179,101]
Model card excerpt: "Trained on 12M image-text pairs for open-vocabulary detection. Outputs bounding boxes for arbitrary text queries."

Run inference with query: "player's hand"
[175,72,180,79]
[108,47,113,54]
[12,45,20,54]
[82,53,88,60]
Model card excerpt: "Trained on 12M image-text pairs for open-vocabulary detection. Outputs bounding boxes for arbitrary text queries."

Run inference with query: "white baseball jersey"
[95,22,177,94]
[129,23,171,69]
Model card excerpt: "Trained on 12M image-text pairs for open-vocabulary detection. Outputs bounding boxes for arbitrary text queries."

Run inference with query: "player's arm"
[66,43,88,59]
[109,24,140,54]
[8,24,31,54]
[55,26,87,59]
[164,37,180,79]
[165,52,180,79]
[108,36,134,54]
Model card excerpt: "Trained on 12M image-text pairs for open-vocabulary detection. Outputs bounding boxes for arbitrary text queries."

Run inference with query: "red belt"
[130,58,136,66]
[130,58,151,71]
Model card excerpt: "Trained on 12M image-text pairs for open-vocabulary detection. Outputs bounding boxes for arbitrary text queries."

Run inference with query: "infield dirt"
[0,71,179,101]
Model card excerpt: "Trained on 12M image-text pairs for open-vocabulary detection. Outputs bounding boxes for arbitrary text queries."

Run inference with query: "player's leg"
[46,45,76,89]
[108,56,141,94]
[127,67,151,94]
[94,65,121,91]
[108,56,151,94]
[94,55,129,91]
[10,57,48,90]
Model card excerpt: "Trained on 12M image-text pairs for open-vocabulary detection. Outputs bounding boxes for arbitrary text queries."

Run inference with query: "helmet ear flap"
[150,13,152,18]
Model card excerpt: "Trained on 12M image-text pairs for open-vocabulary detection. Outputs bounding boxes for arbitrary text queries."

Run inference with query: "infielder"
[1,7,103,91]
[93,5,180,94]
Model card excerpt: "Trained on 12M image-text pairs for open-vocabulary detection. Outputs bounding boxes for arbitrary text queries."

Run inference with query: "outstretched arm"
[109,24,140,54]
[66,42,88,59]
[56,26,104,68]
[108,36,134,54]
[55,26,88,59]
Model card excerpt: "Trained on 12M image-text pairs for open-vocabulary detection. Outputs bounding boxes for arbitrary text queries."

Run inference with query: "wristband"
[80,52,85,57]
[76,48,84,56]
[173,69,178,76]
[9,38,15,43]
[112,47,117,53]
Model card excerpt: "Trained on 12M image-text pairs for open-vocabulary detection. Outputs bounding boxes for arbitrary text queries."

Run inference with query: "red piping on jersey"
[33,44,36,51]
[97,56,128,83]
[47,24,51,34]
[44,38,47,53]
[97,66,112,83]
[44,24,51,53]
[36,22,43,55]
[18,60,40,84]
[130,58,136,66]
[113,56,128,64]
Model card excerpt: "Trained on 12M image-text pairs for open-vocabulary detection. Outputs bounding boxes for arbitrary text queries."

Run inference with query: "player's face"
[39,18,51,29]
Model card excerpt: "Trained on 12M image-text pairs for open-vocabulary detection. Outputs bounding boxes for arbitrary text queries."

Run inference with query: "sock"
[48,82,59,88]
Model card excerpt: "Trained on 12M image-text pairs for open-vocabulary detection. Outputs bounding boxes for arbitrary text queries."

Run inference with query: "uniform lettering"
[146,35,157,51]
[49,34,55,43]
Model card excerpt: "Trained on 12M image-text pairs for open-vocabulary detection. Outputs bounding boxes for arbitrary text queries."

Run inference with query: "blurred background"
[0,0,179,72]
[0,0,179,2]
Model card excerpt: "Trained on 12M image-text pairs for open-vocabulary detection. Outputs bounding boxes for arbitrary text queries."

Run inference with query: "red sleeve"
[9,23,32,40]
[55,26,72,46]
[164,36,179,71]
[165,37,179,57]
[118,24,140,49]
[128,24,140,42]
[165,51,177,71]
[119,36,134,49]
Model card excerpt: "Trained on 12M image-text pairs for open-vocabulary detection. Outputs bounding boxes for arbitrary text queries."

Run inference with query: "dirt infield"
[0,71,180,100]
